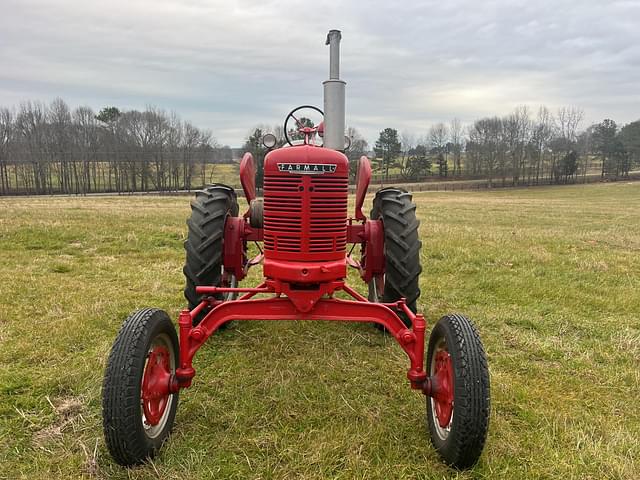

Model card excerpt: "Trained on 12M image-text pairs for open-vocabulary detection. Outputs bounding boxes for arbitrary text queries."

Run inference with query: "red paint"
[175,280,429,391]
[239,152,257,204]
[244,226,263,242]
[223,216,247,281]
[432,351,454,428]
[141,346,172,426]
[361,219,384,282]
[354,156,372,220]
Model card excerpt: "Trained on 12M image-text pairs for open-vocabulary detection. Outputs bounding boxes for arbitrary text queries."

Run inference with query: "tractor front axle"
[171,281,430,393]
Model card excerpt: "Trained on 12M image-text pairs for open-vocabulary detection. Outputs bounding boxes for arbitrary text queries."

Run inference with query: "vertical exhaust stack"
[323,29,346,151]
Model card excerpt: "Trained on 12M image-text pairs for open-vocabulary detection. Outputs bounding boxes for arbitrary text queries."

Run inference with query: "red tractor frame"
[102,30,490,470]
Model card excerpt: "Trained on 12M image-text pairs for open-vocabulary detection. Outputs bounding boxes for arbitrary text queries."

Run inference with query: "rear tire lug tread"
[369,188,421,327]
[183,184,239,325]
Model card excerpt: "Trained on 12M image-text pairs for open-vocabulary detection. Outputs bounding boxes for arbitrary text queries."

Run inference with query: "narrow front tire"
[102,308,179,466]
[426,314,490,469]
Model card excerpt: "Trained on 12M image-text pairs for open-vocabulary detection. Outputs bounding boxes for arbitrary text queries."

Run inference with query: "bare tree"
[428,122,449,177]
[72,106,99,194]
[428,123,449,153]
[530,106,556,184]
[469,117,503,186]
[449,118,464,176]
[166,111,183,191]
[181,122,200,191]
[557,106,584,146]
[346,126,369,180]
[399,131,416,180]
[272,124,287,148]
[16,101,50,194]
[198,129,217,187]
[48,98,74,193]
[0,107,14,195]
[504,106,531,185]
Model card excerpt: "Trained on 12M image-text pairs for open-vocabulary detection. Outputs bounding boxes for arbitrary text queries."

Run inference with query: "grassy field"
[0,183,638,479]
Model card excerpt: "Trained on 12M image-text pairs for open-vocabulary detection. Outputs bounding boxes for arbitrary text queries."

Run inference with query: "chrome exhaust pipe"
[323,30,346,151]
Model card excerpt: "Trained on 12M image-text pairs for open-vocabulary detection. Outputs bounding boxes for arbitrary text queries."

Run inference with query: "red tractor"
[102,30,490,470]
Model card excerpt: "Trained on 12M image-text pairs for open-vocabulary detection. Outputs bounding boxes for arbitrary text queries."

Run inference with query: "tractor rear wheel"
[184,184,240,326]
[102,308,179,466]
[368,188,422,326]
[426,314,490,469]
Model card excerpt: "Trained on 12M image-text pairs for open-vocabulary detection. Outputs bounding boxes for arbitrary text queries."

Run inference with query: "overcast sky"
[1,0,639,146]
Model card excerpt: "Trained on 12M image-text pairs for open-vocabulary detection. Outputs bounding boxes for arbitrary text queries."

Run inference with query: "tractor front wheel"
[102,308,179,466]
[426,314,490,469]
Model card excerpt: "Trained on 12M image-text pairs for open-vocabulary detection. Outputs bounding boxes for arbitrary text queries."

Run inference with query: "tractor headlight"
[262,133,277,149]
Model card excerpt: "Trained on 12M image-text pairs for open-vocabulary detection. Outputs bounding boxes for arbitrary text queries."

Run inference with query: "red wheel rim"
[432,350,454,428]
[141,346,172,426]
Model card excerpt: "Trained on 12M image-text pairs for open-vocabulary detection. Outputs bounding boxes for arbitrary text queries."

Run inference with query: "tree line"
[0,99,233,195]
[372,106,640,185]
[2,98,639,196]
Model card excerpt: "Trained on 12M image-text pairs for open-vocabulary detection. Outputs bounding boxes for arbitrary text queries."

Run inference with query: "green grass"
[0,183,639,479]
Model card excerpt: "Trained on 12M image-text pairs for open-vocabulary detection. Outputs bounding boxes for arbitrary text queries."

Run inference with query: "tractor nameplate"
[277,163,337,175]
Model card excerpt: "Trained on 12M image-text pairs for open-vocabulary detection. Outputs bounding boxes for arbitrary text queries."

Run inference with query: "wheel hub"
[432,350,454,428]
[141,346,172,426]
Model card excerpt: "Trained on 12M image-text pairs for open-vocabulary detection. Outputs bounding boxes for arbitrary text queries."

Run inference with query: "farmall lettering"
[278,163,337,174]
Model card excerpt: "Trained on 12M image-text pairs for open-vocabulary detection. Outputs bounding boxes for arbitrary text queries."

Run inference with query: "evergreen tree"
[374,128,401,180]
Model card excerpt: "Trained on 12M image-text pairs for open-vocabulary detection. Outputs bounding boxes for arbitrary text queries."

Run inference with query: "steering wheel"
[284,105,324,146]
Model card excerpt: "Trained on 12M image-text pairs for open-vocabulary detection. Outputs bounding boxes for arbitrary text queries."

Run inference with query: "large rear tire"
[368,188,422,326]
[426,314,490,469]
[102,308,179,466]
[183,184,240,325]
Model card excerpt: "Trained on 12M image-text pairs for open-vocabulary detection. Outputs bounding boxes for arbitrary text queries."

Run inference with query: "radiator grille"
[263,171,347,257]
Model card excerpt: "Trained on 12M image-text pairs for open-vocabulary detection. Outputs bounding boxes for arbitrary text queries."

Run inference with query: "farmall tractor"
[102,30,490,470]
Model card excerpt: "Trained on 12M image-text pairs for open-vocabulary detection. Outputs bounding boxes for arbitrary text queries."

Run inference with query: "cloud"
[1,0,639,145]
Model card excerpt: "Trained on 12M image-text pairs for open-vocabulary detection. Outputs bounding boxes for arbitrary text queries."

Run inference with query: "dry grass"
[0,182,639,479]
